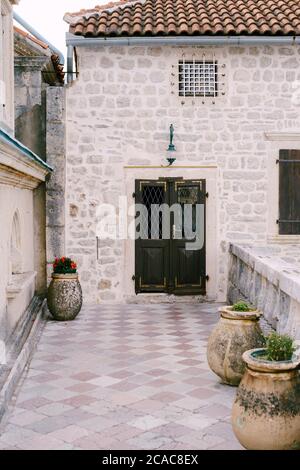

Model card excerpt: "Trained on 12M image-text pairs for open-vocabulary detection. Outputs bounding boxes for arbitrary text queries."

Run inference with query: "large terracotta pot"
[232,348,300,450]
[207,306,265,386]
[47,273,83,321]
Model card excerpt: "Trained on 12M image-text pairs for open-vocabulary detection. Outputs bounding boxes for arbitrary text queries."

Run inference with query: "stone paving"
[0,303,243,450]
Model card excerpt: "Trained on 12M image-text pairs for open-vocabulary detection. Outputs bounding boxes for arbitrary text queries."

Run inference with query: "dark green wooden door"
[135,179,206,295]
[135,180,169,293]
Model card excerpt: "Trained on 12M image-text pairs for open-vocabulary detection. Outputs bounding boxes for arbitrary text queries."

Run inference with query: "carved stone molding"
[264,132,300,142]
[0,133,50,189]
[0,163,43,189]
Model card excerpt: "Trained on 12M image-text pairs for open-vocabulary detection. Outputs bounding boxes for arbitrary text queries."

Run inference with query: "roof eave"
[66,33,300,47]
[0,128,52,178]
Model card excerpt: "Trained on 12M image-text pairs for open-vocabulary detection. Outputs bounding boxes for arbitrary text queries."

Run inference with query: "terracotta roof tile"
[14,27,65,85]
[14,26,49,49]
[50,54,65,85]
[67,0,300,38]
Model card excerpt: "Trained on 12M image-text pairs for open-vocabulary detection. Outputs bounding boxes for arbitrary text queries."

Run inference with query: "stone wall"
[33,183,46,295]
[14,61,66,290]
[228,243,300,340]
[65,44,300,303]
[46,86,66,279]
[14,56,48,158]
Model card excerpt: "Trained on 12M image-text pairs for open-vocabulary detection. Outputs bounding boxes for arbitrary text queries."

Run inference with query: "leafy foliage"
[266,333,296,362]
[53,257,77,274]
[232,301,253,312]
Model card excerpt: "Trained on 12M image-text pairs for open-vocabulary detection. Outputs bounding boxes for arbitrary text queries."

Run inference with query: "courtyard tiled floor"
[0,303,243,450]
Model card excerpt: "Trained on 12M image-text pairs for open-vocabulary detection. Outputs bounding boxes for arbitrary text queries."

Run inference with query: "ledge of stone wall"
[0,297,47,423]
[228,243,300,340]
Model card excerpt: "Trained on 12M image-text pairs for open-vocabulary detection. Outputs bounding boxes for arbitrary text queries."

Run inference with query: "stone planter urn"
[232,348,300,450]
[47,273,82,321]
[207,305,265,386]
[47,265,83,321]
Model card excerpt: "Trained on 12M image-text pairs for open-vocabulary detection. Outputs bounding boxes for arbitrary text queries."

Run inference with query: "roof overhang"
[0,129,52,190]
[66,32,300,47]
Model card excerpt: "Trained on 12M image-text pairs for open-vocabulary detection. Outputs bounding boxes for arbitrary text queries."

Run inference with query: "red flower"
[52,256,77,274]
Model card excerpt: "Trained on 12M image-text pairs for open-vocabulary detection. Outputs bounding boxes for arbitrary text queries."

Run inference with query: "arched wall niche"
[10,210,23,275]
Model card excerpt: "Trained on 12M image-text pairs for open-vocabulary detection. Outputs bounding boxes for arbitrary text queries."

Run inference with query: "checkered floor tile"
[0,303,243,450]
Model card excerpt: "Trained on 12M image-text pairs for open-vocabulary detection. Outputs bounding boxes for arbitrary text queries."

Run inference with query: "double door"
[135,178,206,295]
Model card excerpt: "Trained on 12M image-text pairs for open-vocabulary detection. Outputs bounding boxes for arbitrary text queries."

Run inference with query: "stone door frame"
[123,165,219,302]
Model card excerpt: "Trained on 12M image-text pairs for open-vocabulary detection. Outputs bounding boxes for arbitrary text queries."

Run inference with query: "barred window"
[179,60,218,98]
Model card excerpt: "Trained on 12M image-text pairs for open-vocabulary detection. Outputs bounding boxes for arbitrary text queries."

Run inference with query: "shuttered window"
[278,149,300,235]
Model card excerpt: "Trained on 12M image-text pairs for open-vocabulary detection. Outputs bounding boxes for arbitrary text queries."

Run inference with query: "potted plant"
[232,333,300,450]
[207,301,265,386]
[47,257,83,321]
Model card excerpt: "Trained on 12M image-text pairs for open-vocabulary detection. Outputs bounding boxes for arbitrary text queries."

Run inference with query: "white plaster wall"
[0,184,35,338]
[0,0,15,132]
[65,44,300,303]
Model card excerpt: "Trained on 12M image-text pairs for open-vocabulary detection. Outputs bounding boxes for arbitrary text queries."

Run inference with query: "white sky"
[14,0,108,64]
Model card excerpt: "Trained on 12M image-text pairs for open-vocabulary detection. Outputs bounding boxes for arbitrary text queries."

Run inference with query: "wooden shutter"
[278,149,300,235]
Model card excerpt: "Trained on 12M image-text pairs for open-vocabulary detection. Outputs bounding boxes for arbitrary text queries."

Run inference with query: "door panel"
[135,180,169,293]
[176,248,202,286]
[170,180,206,295]
[138,243,167,291]
[135,179,206,295]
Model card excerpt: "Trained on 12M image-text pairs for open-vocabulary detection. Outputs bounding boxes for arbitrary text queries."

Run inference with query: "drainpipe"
[65,33,300,83]
[66,32,300,48]
[14,12,65,65]
[67,45,74,84]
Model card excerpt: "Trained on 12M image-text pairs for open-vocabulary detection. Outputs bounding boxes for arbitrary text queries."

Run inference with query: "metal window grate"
[141,185,165,239]
[179,58,218,98]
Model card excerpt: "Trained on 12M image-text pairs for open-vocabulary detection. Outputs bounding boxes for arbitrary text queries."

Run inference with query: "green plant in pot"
[232,332,300,450]
[47,257,83,321]
[232,301,255,312]
[207,301,265,386]
[264,333,295,361]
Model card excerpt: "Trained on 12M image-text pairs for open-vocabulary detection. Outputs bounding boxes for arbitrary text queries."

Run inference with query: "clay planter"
[207,306,265,386]
[232,348,300,450]
[47,273,83,321]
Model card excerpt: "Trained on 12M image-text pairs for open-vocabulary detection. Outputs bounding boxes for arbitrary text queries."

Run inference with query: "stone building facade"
[14,26,65,294]
[12,27,66,288]
[64,41,300,305]
[0,0,65,415]
[0,0,50,343]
